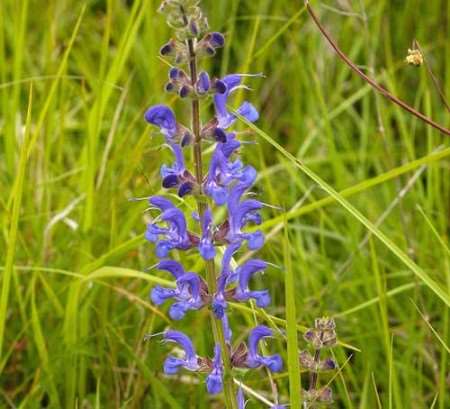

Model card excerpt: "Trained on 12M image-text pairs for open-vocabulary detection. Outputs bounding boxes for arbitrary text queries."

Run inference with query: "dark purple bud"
[162,174,179,189]
[205,46,215,56]
[210,32,225,48]
[320,358,337,371]
[169,67,179,80]
[178,182,194,197]
[181,132,192,147]
[197,71,210,94]
[165,82,176,92]
[179,85,191,98]
[160,41,174,56]
[214,127,227,143]
[214,80,227,94]
[304,330,314,342]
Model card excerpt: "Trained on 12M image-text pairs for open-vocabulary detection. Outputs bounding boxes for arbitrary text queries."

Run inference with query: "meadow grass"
[1,0,449,407]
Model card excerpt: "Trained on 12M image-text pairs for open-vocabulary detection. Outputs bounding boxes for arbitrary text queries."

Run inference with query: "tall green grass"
[1,0,449,407]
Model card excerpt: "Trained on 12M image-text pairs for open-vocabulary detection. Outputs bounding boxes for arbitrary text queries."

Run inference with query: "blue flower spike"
[143,1,285,406]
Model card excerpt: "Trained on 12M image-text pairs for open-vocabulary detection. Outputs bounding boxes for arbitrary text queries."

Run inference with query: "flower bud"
[160,40,176,56]
[318,358,337,371]
[165,82,176,93]
[196,71,211,95]
[208,32,225,48]
[178,182,194,197]
[179,85,192,98]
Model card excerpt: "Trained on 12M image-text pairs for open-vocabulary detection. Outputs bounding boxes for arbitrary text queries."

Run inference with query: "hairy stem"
[185,29,237,409]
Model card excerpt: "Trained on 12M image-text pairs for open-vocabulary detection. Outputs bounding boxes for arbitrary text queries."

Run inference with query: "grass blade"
[284,221,302,407]
[0,86,33,358]
[237,114,450,307]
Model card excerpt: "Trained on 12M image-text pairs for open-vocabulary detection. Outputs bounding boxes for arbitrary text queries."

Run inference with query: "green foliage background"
[1,0,449,407]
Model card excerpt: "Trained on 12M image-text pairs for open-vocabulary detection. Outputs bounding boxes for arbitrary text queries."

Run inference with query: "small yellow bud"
[406,48,423,66]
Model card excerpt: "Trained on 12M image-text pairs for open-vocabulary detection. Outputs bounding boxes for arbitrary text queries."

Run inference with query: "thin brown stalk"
[304,0,450,137]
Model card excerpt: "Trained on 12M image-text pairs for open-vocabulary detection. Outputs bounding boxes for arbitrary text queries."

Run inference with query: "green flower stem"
[186,33,237,409]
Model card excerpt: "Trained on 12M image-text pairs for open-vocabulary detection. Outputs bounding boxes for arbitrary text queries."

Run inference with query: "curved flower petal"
[247,326,283,372]
[147,203,193,258]
[163,356,185,375]
[151,286,176,305]
[145,105,177,139]
[164,330,199,372]
[149,195,176,212]
[157,260,186,279]
[234,259,270,307]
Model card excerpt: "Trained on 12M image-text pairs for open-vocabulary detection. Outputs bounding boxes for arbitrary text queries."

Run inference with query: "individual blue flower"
[145,196,194,257]
[214,75,259,129]
[145,105,178,139]
[163,330,200,374]
[246,326,283,372]
[206,344,224,395]
[151,261,205,320]
[160,144,195,197]
[204,133,243,205]
[199,208,216,260]
[226,167,265,250]
[233,259,270,307]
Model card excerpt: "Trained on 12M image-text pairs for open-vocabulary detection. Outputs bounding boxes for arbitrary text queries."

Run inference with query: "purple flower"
[145,105,178,139]
[206,344,224,395]
[151,261,205,320]
[214,75,259,129]
[160,144,195,197]
[246,326,283,372]
[226,167,265,250]
[204,134,244,205]
[233,259,270,307]
[163,330,200,374]
[199,208,216,260]
[145,196,194,258]
[197,71,211,95]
